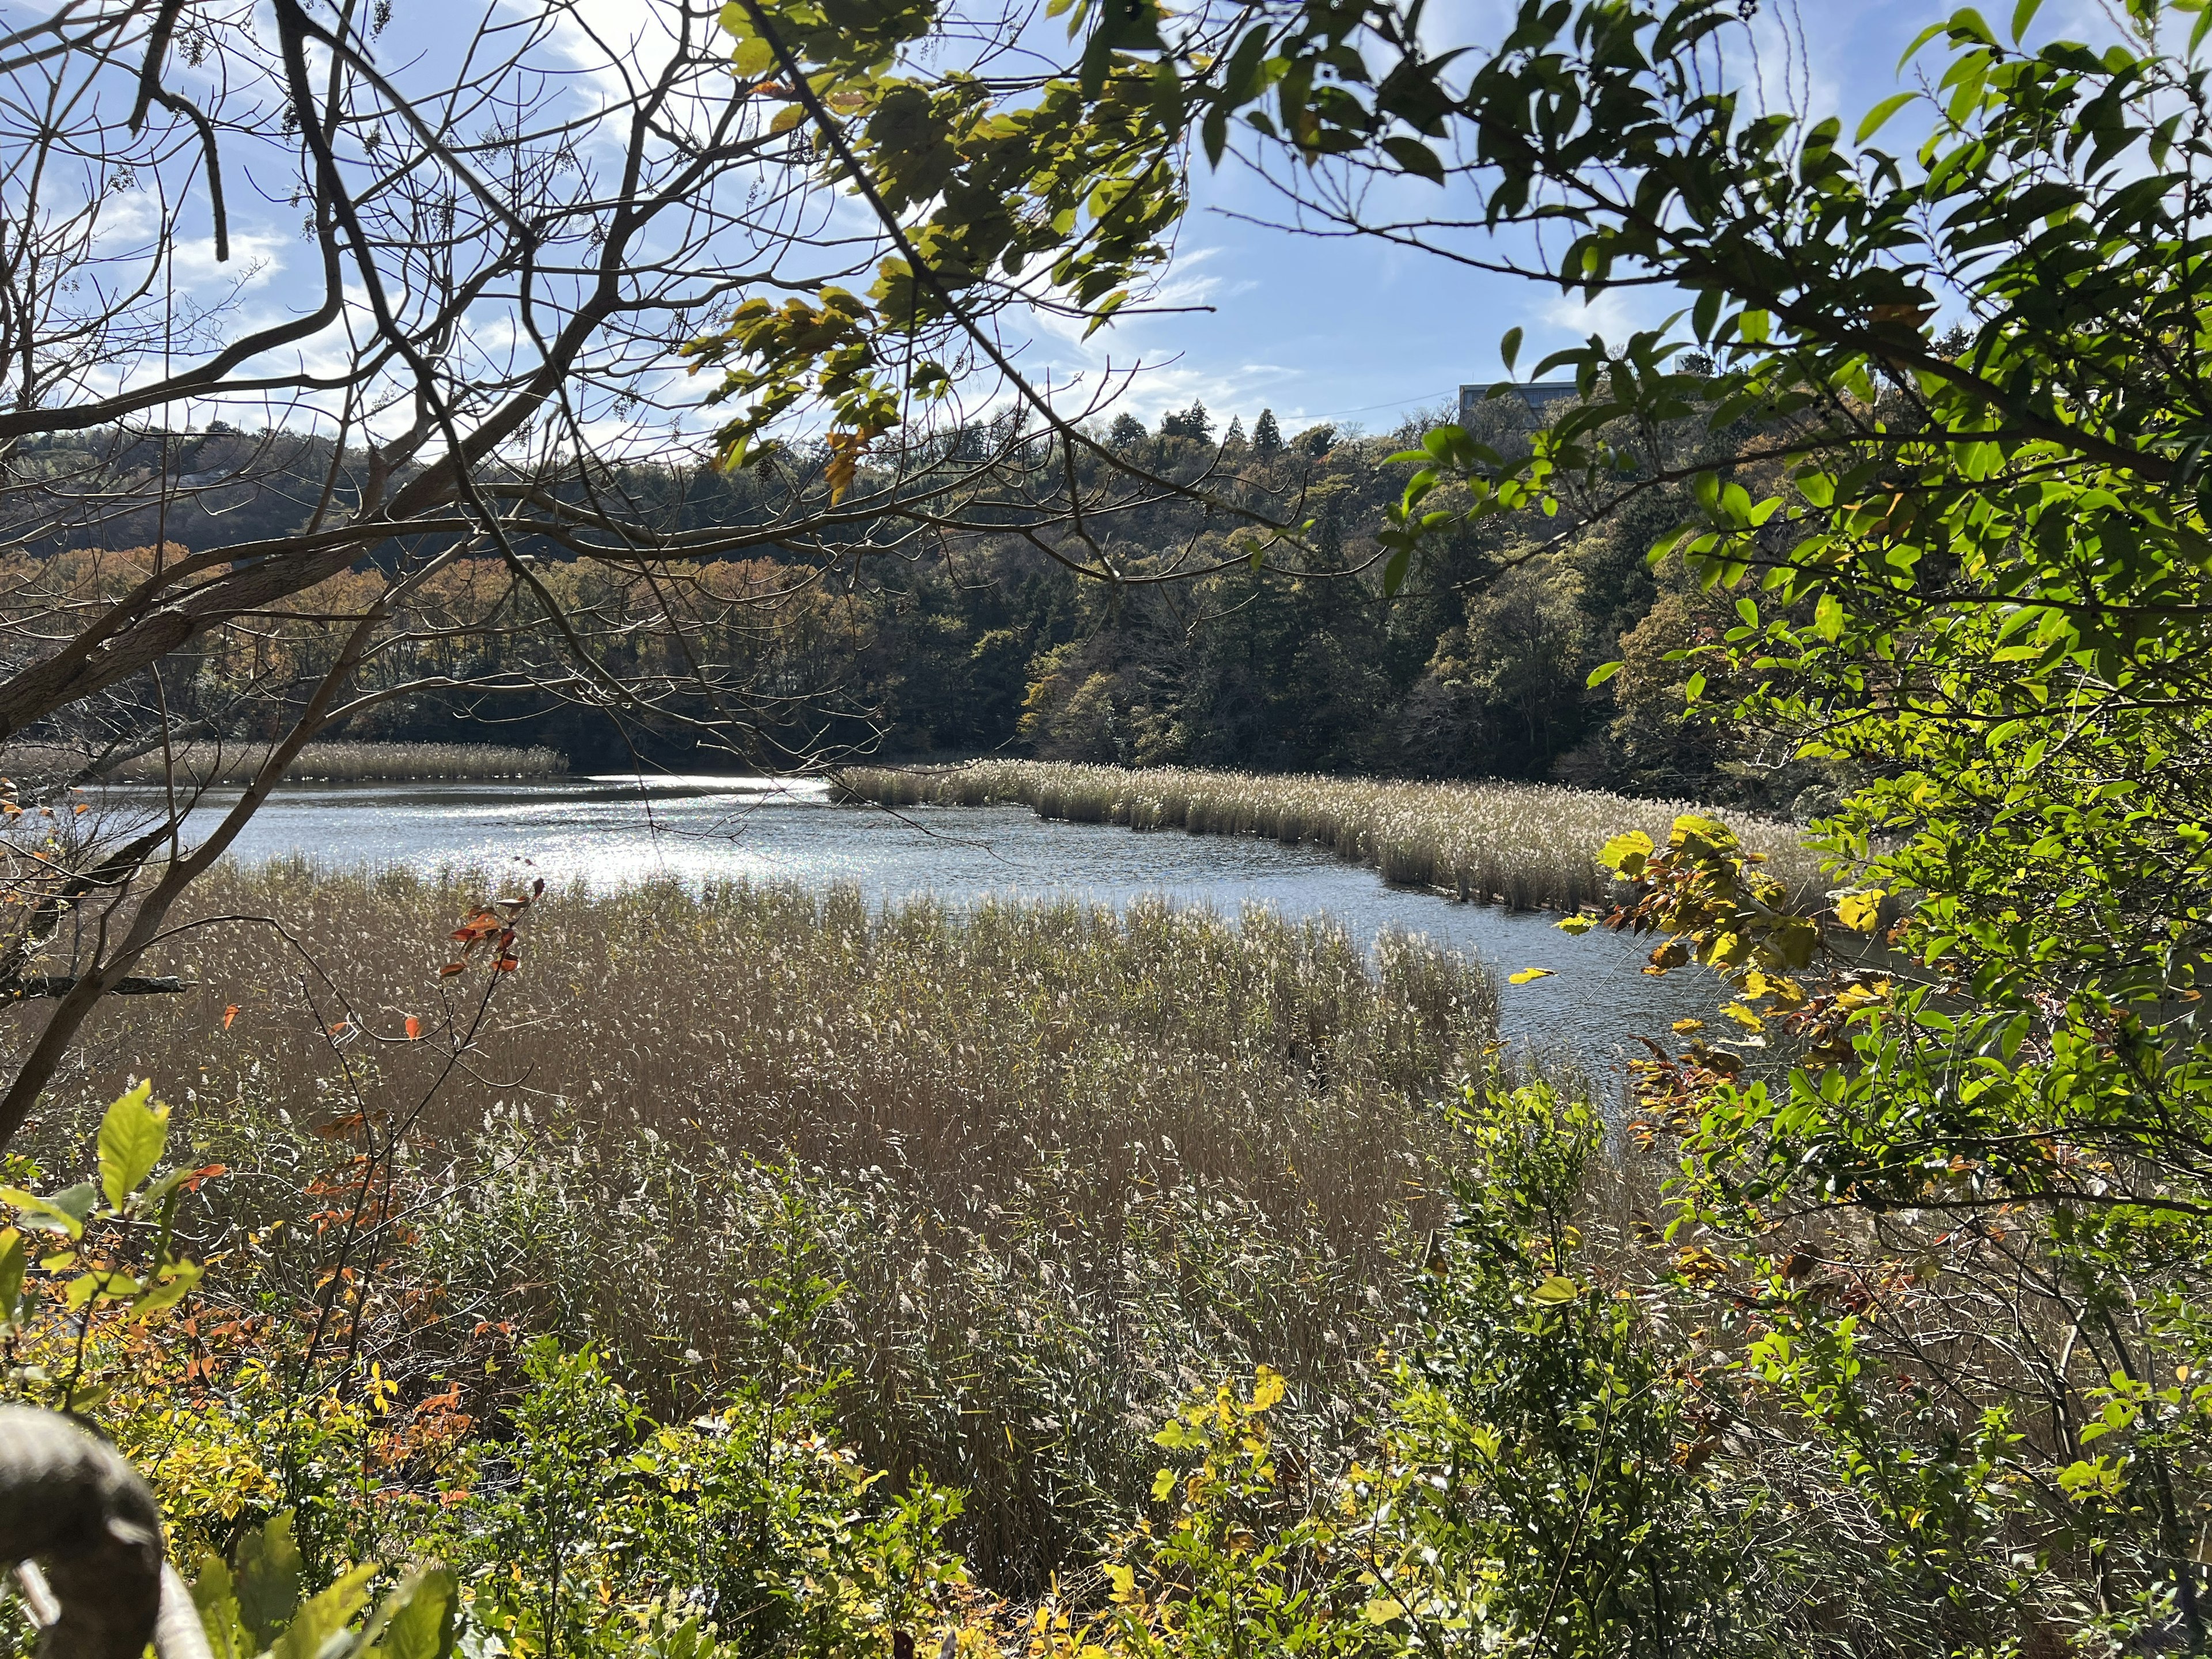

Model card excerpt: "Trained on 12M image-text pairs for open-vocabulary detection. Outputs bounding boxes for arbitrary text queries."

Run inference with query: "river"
[159,772,1737,1072]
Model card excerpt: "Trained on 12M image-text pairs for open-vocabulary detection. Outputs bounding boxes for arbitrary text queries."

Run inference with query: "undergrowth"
[24,862,1503,1592]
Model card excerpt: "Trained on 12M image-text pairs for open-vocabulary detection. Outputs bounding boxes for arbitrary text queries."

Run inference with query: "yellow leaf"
[733,33,775,75]
[1743,970,1808,1009]
[1835,888,1886,931]
[1721,1002,1766,1032]
[1508,967,1554,984]
[1555,914,1596,934]
[1531,1276,1581,1304]
[1672,1018,1706,1033]
[1597,830,1653,874]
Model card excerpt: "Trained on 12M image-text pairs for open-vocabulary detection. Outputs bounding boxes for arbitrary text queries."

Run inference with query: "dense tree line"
[35,399,1772,800]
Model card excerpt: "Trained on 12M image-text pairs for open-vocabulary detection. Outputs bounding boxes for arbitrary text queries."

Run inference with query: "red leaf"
[405,1015,422,1041]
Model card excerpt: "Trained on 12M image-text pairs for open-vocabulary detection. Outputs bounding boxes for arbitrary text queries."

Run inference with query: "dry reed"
[835,760,1827,913]
[1,740,567,784]
[33,860,1503,1590]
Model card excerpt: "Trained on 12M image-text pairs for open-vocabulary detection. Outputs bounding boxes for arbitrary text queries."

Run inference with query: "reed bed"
[2,739,567,783]
[836,759,1825,912]
[35,861,1503,1591]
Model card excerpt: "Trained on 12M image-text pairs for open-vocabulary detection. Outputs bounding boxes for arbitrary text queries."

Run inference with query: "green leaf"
[98,1080,167,1210]
[1855,92,1916,143]
[1586,658,1622,687]
[366,1566,459,1659]
[1815,592,1844,641]
[235,1513,305,1649]
[270,1564,376,1659]
[1898,19,1952,67]
[130,1259,203,1320]
[1380,135,1445,183]
[4,1183,92,1238]
[2009,0,2041,41]
[1530,1275,1581,1304]
[1499,326,1522,375]
[192,1556,254,1659]
[0,1228,20,1322]
[1949,6,1997,46]
[1202,104,1228,166]
[1691,286,1721,343]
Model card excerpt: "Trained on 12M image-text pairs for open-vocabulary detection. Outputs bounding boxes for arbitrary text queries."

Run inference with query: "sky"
[100,0,2130,450]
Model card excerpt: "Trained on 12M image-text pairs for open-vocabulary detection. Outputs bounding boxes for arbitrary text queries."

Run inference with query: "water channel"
[164,773,1738,1072]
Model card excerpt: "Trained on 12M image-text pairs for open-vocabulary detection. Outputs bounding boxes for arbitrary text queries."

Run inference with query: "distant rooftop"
[1459,381,1579,422]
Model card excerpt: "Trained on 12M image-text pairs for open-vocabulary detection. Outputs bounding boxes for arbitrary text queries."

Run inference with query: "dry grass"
[1,740,567,784]
[31,860,1503,1590]
[836,760,1827,913]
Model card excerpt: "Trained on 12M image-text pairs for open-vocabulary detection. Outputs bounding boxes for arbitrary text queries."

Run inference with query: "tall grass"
[38,861,1504,1591]
[3,740,568,783]
[836,759,1825,912]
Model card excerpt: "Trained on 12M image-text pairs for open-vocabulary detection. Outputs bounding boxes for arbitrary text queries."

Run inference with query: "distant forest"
[13,395,1806,808]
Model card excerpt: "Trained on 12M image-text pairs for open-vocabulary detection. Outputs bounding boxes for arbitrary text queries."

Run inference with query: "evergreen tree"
[1107,412,1147,447]
[1251,408,1282,457]
[1222,415,1246,448]
[1158,401,1214,442]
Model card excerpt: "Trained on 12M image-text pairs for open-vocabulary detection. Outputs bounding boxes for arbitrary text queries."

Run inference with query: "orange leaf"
[494,956,520,974]
[223,1004,240,1029]
[405,1015,422,1041]
[328,1019,350,1035]
[438,962,465,978]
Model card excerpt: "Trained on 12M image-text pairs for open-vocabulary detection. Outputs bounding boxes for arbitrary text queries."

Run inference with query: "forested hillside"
[36,396,1780,801]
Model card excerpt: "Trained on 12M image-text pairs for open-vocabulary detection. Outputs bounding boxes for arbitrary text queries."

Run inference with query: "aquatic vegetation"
[33,861,1505,1592]
[127,741,569,783]
[1,740,568,784]
[835,760,1824,914]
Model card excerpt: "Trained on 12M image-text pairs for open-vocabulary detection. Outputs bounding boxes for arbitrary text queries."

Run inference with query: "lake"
[160,773,1735,1071]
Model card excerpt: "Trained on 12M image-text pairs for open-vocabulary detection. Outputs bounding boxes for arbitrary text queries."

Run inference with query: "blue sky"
[137,0,2126,449]
[1063,0,2084,437]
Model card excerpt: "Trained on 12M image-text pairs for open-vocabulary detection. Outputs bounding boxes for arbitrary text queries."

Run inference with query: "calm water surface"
[159,774,1729,1071]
